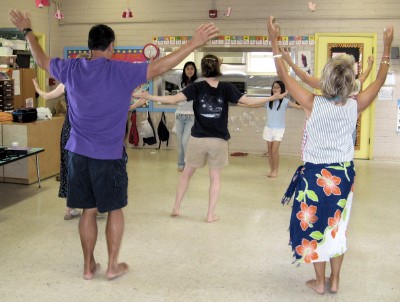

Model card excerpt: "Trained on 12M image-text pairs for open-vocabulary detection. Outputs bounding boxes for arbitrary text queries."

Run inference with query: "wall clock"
[142,43,160,60]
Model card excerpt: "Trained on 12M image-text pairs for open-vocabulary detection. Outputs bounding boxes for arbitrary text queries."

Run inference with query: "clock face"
[143,43,159,59]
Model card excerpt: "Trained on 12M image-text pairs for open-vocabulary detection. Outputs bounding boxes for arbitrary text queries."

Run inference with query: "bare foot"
[329,276,339,293]
[83,262,100,280]
[171,209,180,217]
[206,215,219,223]
[268,173,277,178]
[306,279,325,295]
[106,262,129,280]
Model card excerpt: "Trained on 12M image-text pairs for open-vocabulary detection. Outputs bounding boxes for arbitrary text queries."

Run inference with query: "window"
[246,52,277,75]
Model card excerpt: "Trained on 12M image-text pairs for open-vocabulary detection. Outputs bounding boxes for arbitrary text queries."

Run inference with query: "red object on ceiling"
[35,0,50,8]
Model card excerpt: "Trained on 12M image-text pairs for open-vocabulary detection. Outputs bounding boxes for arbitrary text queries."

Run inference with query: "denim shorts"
[66,150,128,213]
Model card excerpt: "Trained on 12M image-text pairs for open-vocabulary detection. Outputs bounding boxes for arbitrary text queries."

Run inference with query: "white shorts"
[263,126,285,142]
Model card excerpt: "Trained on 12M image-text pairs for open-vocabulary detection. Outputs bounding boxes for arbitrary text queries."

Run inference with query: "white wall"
[2,0,400,160]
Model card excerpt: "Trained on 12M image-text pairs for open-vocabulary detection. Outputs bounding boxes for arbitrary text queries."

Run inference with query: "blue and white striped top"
[301,96,358,164]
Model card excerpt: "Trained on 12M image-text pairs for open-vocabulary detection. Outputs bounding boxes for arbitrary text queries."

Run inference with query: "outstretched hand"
[367,55,374,66]
[9,9,31,31]
[272,91,288,100]
[279,47,291,63]
[190,23,219,48]
[383,25,394,48]
[130,98,147,110]
[32,78,39,89]
[132,90,151,100]
[267,16,280,40]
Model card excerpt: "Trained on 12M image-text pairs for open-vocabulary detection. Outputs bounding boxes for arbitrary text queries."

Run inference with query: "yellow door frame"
[315,33,377,159]
[34,32,47,108]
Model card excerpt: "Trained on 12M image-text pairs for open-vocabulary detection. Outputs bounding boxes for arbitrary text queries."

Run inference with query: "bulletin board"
[64,46,153,112]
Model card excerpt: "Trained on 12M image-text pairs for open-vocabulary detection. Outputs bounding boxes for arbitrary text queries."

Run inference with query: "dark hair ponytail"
[201,54,222,78]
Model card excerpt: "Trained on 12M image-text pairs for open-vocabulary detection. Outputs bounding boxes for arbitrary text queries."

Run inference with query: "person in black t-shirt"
[134,54,286,223]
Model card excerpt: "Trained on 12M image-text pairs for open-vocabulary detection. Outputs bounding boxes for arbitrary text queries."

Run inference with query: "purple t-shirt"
[50,57,148,159]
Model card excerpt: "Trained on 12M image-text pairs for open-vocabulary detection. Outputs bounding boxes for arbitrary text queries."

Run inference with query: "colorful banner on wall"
[66,48,146,62]
[152,35,315,46]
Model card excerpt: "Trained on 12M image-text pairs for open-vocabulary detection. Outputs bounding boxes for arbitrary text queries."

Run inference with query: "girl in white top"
[163,61,198,172]
[240,80,302,178]
[263,80,302,177]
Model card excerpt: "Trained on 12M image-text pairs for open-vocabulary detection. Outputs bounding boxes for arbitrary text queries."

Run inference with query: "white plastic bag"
[36,107,52,120]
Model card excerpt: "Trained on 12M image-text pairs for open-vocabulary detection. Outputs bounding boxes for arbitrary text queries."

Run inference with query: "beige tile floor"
[0,149,399,302]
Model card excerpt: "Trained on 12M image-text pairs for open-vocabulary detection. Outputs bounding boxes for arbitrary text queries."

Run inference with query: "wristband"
[22,28,32,38]
[381,60,390,66]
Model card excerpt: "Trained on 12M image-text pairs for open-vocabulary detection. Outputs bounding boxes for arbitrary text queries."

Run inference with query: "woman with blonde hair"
[268,16,393,294]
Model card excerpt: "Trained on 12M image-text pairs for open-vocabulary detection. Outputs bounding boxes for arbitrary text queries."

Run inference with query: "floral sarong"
[282,162,355,264]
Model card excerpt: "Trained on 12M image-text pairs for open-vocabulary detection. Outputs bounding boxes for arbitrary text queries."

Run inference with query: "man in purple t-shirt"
[10,9,218,280]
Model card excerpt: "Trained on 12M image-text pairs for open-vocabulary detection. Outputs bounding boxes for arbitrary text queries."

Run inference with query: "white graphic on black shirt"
[199,96,223,119]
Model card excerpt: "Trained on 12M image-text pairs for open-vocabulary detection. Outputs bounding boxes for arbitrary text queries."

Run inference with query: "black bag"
[157,112,169,149]
[12,108,38,123]
[141,111,157,147]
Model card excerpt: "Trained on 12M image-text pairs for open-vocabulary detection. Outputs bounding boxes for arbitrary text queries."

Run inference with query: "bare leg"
[268,141,281,178]
[266,141,273,176]
[329,255,344,293]
[78,208,99,280]
[306,261,326,295]
[206,168,221,223]
[172,165,196,216]
[105,209,128,280]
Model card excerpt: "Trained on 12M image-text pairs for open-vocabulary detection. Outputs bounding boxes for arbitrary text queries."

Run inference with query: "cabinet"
[11,68,37,109]
[0,117,64,184]
[0,79,14,111]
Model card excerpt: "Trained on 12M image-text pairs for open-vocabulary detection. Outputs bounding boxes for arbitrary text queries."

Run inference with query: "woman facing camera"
[163,61,198,172]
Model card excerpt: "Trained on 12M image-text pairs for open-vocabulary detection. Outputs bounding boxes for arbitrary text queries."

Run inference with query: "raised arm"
[133,91,187,105]
[32,79,65,100]
[358,55,375,85]
[268,16,314,116]
[9,10,51,73]
[356,26,393,113]
[281,48,320,89]
[288,101,302,110]
[238,91,288,107]
[147,23,219,80]
[162,73,181,87]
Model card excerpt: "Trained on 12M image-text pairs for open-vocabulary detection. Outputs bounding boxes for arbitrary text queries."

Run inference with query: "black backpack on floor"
[157,111,169,149]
